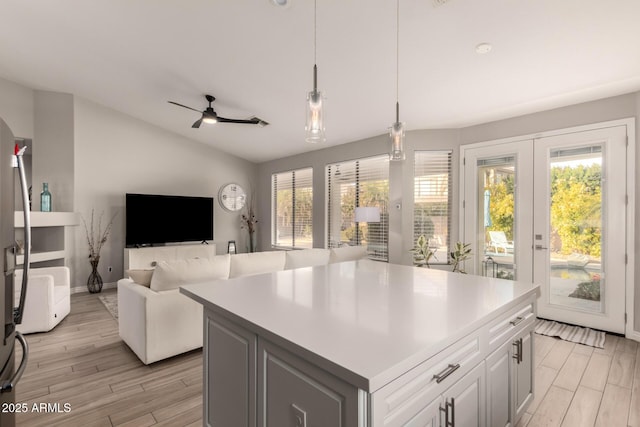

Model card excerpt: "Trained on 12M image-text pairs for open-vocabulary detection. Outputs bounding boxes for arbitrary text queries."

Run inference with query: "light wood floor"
[13,290,640,426]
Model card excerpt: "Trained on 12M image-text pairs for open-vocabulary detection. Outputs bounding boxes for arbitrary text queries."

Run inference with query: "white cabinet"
[486,338,513,427]
[441,362,486,427]
[514,328,534,421]
[486,319,534,427]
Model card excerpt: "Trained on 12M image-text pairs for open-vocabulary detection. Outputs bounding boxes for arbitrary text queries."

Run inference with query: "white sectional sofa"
[117,244,367,364]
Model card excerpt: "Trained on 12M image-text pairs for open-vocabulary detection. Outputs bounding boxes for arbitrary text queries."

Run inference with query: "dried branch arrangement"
[82,209,117,261]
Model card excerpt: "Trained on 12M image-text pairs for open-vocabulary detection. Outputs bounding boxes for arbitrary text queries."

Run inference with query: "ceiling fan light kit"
[168,94,268,129]
[305,0,326,144]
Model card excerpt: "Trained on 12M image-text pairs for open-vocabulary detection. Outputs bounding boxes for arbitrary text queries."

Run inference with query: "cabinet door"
[514,327,534,421]
[486,340,513,427]
[258,339,359,427]
[404,396,441,427]
[205,312,256,427]
[444,362,486,427]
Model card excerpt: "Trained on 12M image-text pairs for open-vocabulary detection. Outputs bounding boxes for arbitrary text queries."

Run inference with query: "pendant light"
[389,0,405,161]
[305,0,326,143]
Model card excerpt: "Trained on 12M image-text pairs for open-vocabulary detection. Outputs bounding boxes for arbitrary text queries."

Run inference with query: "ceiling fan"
[168,94,269,129]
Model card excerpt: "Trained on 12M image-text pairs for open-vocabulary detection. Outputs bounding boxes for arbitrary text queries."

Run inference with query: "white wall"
[72,98,258,290]
[33,91,75,212]
[0,78,34,139]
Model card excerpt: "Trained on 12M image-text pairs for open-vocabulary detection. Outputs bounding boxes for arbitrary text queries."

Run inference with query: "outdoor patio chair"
[488,231,514,254]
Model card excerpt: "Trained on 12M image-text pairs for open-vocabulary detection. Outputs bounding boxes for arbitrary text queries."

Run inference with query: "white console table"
[181,260,539,427]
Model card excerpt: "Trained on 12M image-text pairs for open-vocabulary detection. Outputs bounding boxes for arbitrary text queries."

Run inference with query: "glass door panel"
[462,141,533,280]
[477,157,516,280]
[547,146,603,313]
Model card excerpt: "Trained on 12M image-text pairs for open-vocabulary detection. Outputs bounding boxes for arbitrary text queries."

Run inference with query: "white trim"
[460,117,636,339]
[461,118,636,150]
[628,329,640,343]
[625,118,637,341]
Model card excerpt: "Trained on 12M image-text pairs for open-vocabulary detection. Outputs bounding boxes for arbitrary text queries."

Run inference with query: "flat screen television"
[126,193,214,247]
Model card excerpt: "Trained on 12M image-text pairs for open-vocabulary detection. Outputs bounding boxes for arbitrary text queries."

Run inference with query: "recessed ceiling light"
[270,0,289,7]
[475,43,493,54]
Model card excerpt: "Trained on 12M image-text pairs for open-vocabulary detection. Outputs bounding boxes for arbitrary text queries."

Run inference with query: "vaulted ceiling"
[1,0,639,162]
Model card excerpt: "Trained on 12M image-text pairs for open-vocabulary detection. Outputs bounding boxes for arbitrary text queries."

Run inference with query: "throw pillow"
[126,269,154,287]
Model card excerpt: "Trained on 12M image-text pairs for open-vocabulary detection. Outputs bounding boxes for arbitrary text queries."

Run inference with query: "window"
[272,168,313,249]
[414,151,452,264]
[327,155,389,261]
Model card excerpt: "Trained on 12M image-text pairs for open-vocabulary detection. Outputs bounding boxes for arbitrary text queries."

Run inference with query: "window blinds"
[327,155,389,261]
[414,151,452,263]
[272,167,313,249]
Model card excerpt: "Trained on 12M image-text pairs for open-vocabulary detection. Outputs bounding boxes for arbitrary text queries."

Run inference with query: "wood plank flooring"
[14,290,203,427]
[12,290,640,426]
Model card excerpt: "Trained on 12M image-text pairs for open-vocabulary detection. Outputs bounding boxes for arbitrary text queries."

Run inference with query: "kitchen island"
[181,259,539,427]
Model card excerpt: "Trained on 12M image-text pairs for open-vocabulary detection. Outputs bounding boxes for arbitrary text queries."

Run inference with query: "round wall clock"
[218,183,247,212]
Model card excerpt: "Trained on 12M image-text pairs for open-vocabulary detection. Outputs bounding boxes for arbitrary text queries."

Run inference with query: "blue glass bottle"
[40,182,51,212]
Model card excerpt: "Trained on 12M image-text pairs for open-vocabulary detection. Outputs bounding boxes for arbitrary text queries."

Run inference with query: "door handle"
[13,144,31,325]
[439,397,455,427]
[512,338,523,364]
[0,332,28,393]
[535,245,548,250]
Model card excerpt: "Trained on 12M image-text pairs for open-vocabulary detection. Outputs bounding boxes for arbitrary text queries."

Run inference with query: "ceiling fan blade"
[216,117,258,124]
[192,118,203,128]
[168,101,202,113]
[218,116,269,127]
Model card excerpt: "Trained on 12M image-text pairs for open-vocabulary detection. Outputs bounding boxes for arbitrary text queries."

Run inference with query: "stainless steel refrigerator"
[0,118,31,427]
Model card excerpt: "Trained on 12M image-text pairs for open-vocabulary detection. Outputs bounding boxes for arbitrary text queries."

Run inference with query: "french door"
[462,124,631,333]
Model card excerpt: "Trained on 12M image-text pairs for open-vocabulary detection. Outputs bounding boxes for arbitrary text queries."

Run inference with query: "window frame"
[326,154,389,261]
[414,150,453,265]
[271,167,313,249]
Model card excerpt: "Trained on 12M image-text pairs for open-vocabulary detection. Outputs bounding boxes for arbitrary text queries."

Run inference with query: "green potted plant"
[450,242,472,273]
[410,234,437,268]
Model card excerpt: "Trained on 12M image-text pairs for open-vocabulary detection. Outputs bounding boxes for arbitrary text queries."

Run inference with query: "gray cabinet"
[204,314,256,427]
[200,295,536,427]
[258,339,360,427]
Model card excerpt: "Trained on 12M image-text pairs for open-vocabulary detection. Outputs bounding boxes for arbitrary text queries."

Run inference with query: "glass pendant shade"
[305,89,326,143]
[389,120,406,161]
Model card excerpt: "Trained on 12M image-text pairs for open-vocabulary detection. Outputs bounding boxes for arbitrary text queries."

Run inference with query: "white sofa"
[117,245,367,364]
[15,266,71,334]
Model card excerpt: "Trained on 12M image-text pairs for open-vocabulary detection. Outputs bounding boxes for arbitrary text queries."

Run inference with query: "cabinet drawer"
[486,298,535,354]
[371,330,485,427]
[258,339,360,427]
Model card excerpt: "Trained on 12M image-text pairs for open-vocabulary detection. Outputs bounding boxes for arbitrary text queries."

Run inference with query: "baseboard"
[626,329,640,343]
[71,281,117,294]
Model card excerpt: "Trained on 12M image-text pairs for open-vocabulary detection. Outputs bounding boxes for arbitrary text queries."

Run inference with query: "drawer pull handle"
[433,363,460,384]
[510,316,525,326]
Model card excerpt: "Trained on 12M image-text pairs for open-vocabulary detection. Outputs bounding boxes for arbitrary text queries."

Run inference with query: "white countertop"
[180,260,538,392]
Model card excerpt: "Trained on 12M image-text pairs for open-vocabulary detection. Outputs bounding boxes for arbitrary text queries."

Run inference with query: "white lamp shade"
[355,206,381,223]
